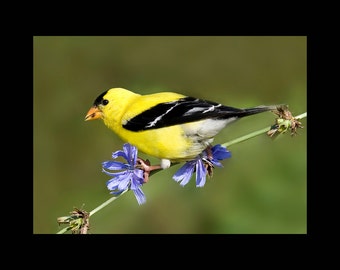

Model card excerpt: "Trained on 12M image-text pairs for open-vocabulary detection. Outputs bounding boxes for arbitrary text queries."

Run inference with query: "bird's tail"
[238,105,280,117]
[219,104,281,119]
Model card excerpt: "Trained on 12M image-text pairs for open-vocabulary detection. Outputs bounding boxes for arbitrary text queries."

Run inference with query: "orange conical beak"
[85,106,103,121]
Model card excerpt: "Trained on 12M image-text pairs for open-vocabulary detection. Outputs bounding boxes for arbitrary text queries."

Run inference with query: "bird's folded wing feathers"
[122,97,244,131]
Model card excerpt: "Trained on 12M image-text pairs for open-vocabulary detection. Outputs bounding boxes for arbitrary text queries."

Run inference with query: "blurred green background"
[33,36,306,234]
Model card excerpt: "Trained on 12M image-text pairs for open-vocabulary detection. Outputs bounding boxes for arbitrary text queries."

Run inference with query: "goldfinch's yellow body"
[85,88,277,168]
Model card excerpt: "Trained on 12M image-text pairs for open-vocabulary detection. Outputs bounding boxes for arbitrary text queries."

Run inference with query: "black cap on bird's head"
[93,90,109,107]
[84,90,108,121]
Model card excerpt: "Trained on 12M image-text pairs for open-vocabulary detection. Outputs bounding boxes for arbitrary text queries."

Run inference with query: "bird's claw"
[136,158,151,182]
[136,158,162,183]
[202,157,214,177]
[202,146,214,177]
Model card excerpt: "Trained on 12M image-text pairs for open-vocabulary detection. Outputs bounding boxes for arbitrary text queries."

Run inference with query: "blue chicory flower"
[173,144,231,187]
[102,143,146,205]
[209,144,232,167]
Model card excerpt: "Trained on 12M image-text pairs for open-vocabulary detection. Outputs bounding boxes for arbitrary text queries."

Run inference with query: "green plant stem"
[222,126,271,148]
[56,226,70,234]
[222,112,306,148]
[90,189,128,216]
[295,112,307,119]
[57,111,307,234]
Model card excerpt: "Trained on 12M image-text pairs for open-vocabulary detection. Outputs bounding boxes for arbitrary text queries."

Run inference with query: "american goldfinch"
[85,87,278,174]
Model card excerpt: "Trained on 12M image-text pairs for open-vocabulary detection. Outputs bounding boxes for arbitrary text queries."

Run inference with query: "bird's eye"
[102,99,109,105]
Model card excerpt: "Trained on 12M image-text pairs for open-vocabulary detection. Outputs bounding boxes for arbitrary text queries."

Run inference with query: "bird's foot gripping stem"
[202,146,214,177]
[136,158,162,183]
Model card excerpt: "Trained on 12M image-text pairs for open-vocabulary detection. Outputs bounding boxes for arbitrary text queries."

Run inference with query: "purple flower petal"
[111,149,128,161]
[173,161,195,186]
[117,174,131,190]
[133,169,145,184]
[103,143,146,204]
[206,144,232,167]
[106,173,127,190]
[102,168,125,177]
[132,187,146,205]
[109,189,125,196]
[173,144,232,188]
[123,143,138,166]
[102,161,130,170]
[211,144,231,160]
[210,159,223,167]
[195,159,207,187]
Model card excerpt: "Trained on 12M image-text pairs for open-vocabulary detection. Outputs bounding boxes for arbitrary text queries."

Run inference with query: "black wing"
[123,97,243,131]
